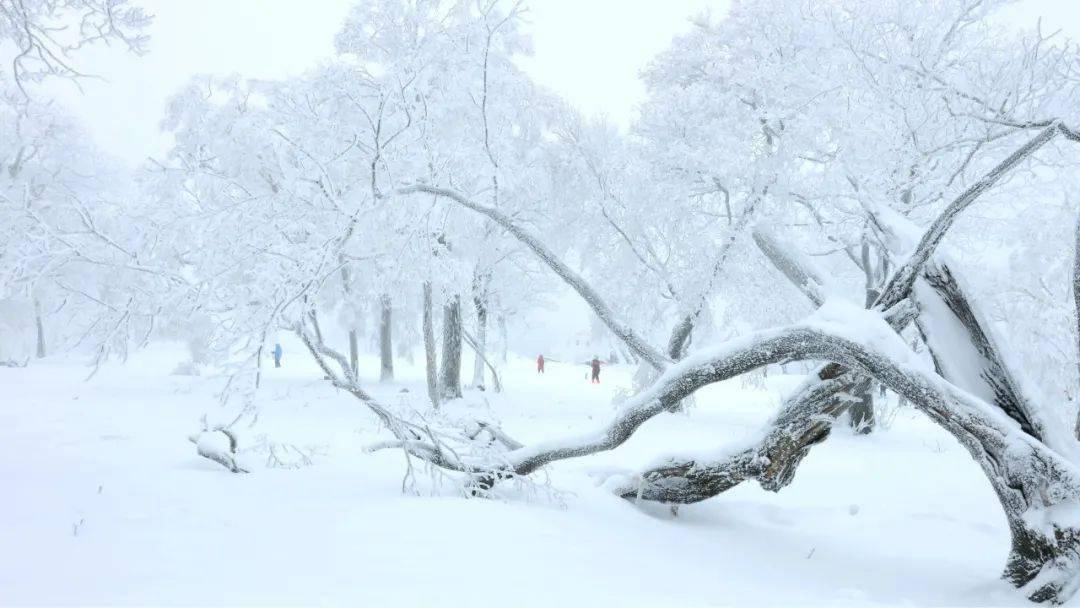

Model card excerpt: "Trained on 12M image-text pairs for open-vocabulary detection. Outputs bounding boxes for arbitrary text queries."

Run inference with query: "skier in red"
[590,356,601,384]
[537,354,545,374]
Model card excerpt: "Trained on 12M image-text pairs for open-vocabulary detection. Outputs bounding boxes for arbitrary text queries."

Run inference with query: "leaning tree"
[152,0,1080,602]
[333,1,1080,602]
[384,119,1080,603]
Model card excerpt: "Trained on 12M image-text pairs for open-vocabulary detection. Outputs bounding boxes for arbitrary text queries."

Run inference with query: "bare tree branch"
[397,184,671,371]
[751,224,830,306]
[876,122,1059,310]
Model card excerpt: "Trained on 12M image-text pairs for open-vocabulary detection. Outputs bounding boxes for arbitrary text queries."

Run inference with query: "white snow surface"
[0,342,1046,606]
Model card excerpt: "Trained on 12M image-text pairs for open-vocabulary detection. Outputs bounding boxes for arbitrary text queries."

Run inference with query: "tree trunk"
[308,309,324,344]
[33,297,45,359]
[847,375,875,434]
[340,266,359,382]
[439,295,463,400]
[423,282,439,408]
[848,238,877,434]
[346,330,358,382]
[379,295,394,382]
[498,314,508,363]
[471,291,488,390]
[1074,211,1080,440]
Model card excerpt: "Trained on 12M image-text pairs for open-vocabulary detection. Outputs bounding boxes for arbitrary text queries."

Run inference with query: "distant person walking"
[590,356,601,384]
[273,343,283,368]
[537,354,545,374]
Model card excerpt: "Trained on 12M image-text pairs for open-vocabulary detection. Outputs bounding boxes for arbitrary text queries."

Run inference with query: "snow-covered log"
[188,428,248,474]
[616,365,854,502]
[644,126,1063,501]
[367,298,1080,602]
[615,256,1033,512]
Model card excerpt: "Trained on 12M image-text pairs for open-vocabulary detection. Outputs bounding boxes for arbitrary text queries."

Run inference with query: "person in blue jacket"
[273,343,283,368]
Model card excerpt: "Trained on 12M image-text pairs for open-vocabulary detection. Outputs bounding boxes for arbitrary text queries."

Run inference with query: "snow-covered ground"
[0,344,1035,606]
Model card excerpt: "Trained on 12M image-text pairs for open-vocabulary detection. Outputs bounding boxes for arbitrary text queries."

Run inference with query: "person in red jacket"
[537,354,545,374]
[590,356,601,384]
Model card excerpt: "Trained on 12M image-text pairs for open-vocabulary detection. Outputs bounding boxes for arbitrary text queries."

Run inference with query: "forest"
[3,0,1080,605]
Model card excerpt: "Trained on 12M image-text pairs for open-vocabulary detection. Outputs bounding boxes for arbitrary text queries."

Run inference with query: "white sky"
[33,0,1080,168]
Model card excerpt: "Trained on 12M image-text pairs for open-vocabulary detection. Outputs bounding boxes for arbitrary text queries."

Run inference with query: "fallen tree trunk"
[371,302,1080,602]
[915,262,1044,440]
[381,124,1078,600]
[616,124,1062,511]
[617,368,853,502]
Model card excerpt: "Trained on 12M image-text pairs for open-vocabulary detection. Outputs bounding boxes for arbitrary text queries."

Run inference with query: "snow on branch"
[864,189,1049,443]
[916,263,1046,441]
[1,0,152,95]
[751,224,832,307]
[1061,124,1080,144]
[188,428,248,474]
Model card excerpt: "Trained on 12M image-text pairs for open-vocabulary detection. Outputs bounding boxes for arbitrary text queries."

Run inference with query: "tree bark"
[439,295,463,400]
[379,294,394,382]
[423,282,439,409]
